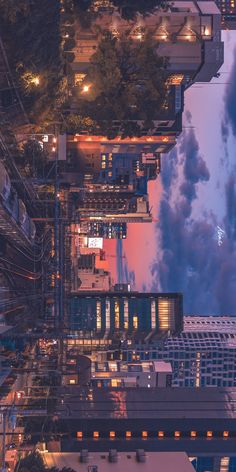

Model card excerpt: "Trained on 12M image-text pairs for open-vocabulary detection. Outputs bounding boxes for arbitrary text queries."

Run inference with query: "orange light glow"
[207,431,213,438]
[142,431,148,438]
[93,431,99,438]
[126,431,132,438]
[158,431,164,438]
[191,431,197,438]
[175,431,181,438]
[110,431,116,438]
[77,431,83,439]
[223,431,229,438]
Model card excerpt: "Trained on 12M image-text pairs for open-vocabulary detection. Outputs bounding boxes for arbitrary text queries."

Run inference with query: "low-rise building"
[91,360,172,388]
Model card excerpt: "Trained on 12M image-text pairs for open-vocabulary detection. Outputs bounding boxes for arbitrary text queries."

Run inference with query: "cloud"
[181,128,210,184]
[161,147,178,192]
[224,173,236,241]
[151,130,236,315]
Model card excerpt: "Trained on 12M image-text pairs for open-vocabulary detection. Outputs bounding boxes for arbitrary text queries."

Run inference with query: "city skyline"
[109,29,236,315]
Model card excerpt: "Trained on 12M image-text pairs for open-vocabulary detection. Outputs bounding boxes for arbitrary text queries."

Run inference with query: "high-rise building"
[78,190,152,223]
[67,291,183,338]
[111,316,236,388]
[86,221,127,239]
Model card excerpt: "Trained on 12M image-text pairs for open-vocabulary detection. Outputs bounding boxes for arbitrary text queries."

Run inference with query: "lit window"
[126,431,132,438]
[93,431,99,438]
[110,431,116,438]
[77,431,83,439]
[69,379,76,384]
[191,431,197,438]
[108,153,113,161]
[158,431,164,438]
[108,172,112,177]
[142,431,148,438]
[133,315,138,330]
[207,431,213,438]
[223,431,229,438]
[102,154,106,161]
[101,162,106,169]
[175,431,181,438]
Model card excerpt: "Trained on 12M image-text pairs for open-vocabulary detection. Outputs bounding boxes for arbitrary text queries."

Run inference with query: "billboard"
[88,238,103,249]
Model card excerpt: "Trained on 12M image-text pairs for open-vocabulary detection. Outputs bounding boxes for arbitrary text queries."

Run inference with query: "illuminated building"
[72,1,223,86]
[67,291,183,337]
[43,451,196,472]
[91,360,172,388]
[55,385,236,472]
[77,190,152,223]
[86,221,127,240]
[215,0,236,28]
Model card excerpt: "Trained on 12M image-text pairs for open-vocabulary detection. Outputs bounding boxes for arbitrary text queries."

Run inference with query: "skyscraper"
[113,316,236,387]
[67,291,183,338]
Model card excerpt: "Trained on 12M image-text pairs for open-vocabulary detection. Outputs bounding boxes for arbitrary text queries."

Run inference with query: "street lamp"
[82,84,90,93]
[32,76,40,86]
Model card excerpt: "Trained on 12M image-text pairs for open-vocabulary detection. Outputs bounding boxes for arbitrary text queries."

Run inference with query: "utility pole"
[0,409,7,472]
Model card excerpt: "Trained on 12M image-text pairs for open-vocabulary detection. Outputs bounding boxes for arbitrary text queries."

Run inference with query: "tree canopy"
[0,0,62,123]
[15,452,77,472]
[73,0,166,19]
[74,33,167,137]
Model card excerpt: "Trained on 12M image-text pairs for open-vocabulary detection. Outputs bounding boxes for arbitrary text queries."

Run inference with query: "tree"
[16,451,45,472]
[111,0,167,19]
[22,139,48,177]
[76,33,167,137]
[0,0,30,23]
[62,114,97,134]
[0,0,62,124]
[73,0,167,19]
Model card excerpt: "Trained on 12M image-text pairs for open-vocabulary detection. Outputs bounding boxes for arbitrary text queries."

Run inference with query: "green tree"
[15,451,45,472]
[22,139,48,177]
[112,0,167,19]
[73,0,167,19]
[62,114,97,134]
[77,33,167,137]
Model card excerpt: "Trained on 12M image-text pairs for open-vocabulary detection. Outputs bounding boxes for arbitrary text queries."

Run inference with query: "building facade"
[215,0,236,28]
[91,360,172,388]
[85,221,127,240]
[111,316,236,388]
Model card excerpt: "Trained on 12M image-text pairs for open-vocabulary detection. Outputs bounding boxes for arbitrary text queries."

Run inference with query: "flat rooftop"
[43,451,195,472]
[57,387,236,421]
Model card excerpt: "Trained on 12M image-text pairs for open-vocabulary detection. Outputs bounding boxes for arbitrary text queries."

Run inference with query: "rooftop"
[57,387,236,421]
[43,451,195,472]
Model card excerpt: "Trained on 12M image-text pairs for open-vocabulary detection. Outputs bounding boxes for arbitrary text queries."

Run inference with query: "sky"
[105,30,236,316]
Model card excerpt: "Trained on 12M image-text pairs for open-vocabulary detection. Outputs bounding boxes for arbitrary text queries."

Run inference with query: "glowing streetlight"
[32,76,40,86]
[82,84,90,93]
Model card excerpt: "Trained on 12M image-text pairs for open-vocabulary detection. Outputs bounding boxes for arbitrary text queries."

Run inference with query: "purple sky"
[115,30,236,315]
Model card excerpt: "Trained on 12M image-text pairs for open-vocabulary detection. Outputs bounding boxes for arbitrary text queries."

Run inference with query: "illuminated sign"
[88,238,103,249]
